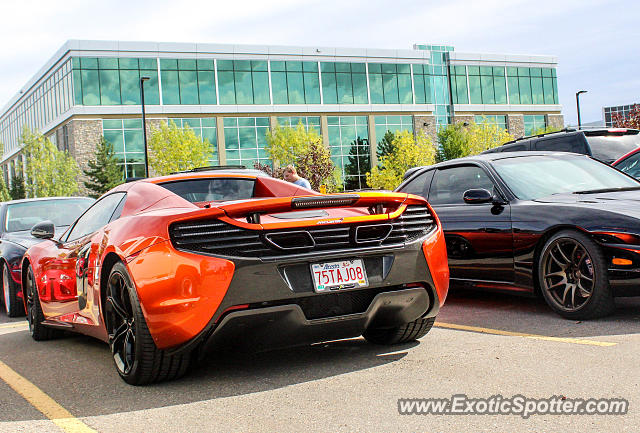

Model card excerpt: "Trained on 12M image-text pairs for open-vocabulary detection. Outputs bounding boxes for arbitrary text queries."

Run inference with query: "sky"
[1,0,638,125]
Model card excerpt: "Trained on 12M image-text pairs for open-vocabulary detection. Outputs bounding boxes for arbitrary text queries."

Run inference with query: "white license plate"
[311,259,368,292]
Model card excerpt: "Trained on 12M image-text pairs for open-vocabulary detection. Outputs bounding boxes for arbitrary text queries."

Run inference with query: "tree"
[0,144,11,202]
[436,123,469,162]
[83,136,124,198]
[148,120,213,176]
[376,131,396,159]
[344,137,371,190]
[466,120,513,155]
[613,104,640,129]
[21,127,80,197]
[9,175,26,200]
[266,122,322,167]
[260,123,338,191]
[366,130,436,190]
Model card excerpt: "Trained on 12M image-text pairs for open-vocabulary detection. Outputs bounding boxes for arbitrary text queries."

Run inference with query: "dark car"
[0,197,94,316]
[397,151,640,319]
[483,128,640,164]
[613,147,640,179]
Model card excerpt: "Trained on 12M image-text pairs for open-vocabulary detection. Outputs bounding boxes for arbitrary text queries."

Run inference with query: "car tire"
[538,230,615,320]
[363,317,436,345]
[24,264,60,340]
[105,262,190,385]
[3,262,24,317]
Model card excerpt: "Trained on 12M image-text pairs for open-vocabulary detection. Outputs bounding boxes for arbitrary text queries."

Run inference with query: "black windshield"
[159,178,256,202]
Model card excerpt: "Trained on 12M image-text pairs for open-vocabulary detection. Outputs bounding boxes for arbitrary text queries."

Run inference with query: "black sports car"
[0,197,94,316]
[397,151,640,319]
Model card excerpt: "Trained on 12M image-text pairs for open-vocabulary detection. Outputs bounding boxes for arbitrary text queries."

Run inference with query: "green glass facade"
[374,115,414,143]
[321,62,368,104]
[507,67,558,105]
[73,57,160,106]
[524,115,547,135]
[102,119,146,178]
[327,116,369,189]
[223,117,270,168]
[169,118,218,164]
[368,63,412,104]
[160,59,216,105]
[275,116,321,131]
[272,61,321,104]
[474,115,507,130]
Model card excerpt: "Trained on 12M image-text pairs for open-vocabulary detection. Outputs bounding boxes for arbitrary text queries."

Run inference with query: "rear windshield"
[586,134,640,163]
[5,198,94,232]
[159,178,255,203]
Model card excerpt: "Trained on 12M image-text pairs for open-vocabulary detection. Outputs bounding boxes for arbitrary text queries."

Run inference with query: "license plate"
[311,259,368,292]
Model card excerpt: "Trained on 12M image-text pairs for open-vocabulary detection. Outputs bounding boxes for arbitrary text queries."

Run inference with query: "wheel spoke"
[107,295,128,320]
[577,280,592,298]
[580,274,593,282]
[544,270,566,279]
[111,322,128,347]
[555,244,572,265]
[549,248,567,268]
[547,279,566,289]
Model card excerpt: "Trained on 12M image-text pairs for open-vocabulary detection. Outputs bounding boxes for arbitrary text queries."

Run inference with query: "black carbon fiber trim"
[169,205,434,258]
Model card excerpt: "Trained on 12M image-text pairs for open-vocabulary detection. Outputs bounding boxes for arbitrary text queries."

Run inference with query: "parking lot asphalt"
[0,289,638,433]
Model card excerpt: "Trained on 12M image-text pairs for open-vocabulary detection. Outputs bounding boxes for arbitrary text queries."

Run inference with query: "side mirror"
[463,189,493,204]
[31,220,55,239]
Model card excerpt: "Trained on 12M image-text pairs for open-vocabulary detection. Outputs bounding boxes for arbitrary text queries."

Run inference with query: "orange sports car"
[22,168,449,385]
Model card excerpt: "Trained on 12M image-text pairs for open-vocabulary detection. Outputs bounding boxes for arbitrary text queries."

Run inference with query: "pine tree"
[9,175,26,200]
[376,131,396,159]
[83,136,123,198]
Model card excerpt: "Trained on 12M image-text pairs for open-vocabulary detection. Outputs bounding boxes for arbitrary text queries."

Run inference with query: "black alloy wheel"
[105,267,137,377]
[105,262,191,385]
[24,265,58,340]
[539,230,615,319]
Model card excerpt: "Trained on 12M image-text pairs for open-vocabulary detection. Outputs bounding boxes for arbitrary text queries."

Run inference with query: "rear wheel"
[3,262,24,317]
[538,230,615,319]
[105,262,190,385]
[363,317,436,345]
[24,265,59,340]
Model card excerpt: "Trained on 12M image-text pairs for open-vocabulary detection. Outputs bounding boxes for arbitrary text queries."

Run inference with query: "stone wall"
[547,114,564,130]
[67,119,102,196]
[413,115,437,144]
[452,114,474,126]
[507,114,525,138]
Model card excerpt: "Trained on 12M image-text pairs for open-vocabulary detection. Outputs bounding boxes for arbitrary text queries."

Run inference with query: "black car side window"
[65,193,126,242]
[399,170,434,198]
[616,152,640,179]
[429,166,495,205]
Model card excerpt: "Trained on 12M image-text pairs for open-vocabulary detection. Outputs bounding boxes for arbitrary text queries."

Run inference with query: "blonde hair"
[284,164,297,175]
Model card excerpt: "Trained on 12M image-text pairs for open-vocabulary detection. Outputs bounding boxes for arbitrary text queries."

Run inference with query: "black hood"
[533,190,640,220]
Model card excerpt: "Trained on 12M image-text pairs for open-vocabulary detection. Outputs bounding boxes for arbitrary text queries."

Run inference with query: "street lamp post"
[140,76,151,177]
[576,90,587,129]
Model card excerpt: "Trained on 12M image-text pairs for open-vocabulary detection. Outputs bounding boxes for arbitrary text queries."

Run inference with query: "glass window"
[65,193,126,241]
[321,62,367,105]
[216,60,270,105]
[493,155,640,200]
[399,170,433,198]
[327,116,370,189]
[159,178,255,202]
[223,117,270,167]
[5,198,94,232]
[429,166,496,205]
[369,63,412,104]
[616,152,640,179]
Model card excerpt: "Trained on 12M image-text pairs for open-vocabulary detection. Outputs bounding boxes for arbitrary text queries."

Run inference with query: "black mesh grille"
[169,205,435,258]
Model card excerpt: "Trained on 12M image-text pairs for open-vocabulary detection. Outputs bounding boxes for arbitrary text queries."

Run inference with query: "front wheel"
[538,230,615,319]
[363,317,436,345]
[24,265,59,340]
[3,262,24,317]
[105,262,190,385]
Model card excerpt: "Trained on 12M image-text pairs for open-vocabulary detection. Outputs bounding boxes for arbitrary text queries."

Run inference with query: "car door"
[427,164,514,283]
[39,193,126,321]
